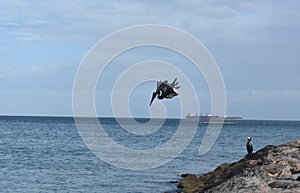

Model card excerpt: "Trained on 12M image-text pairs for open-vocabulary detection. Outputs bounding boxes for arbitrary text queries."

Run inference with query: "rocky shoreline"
[174,140,300,193]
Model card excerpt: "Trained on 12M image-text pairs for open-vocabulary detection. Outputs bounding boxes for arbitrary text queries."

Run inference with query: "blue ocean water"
[0,116,300,192]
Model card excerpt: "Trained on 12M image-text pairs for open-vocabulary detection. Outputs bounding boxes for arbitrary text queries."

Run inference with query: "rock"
[177,174,201,190]
[176,140,300,193]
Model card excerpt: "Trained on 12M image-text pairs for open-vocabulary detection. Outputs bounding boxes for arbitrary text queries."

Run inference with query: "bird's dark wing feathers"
[165,91,178,99]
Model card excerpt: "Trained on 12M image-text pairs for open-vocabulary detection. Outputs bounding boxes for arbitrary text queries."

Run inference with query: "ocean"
[0,116,299,193]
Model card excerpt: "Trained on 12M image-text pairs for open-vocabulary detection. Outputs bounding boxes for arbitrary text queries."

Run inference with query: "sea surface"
[0,116,300,193]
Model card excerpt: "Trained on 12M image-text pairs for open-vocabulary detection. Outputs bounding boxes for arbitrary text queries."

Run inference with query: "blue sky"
[1,0,300,120]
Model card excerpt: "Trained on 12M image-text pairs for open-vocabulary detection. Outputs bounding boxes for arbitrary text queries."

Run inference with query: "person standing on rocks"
[246,136,253,154]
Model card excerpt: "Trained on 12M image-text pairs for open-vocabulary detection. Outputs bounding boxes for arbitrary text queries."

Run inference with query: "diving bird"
[149,78,180,106]
[246,136,253,154]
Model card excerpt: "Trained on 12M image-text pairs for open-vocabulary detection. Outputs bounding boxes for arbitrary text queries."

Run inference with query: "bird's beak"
[149,92,157,106]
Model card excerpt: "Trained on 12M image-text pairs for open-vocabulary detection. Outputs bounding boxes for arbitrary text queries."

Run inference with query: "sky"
[1,0,300,120]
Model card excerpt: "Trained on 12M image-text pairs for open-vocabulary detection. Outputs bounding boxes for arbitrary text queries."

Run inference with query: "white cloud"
[229,90,300,104]
[1,0,299,46]
[0,64,43,78]
[1,0,300,117]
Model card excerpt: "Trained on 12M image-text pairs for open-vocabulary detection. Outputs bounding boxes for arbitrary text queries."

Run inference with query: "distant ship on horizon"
[186,113,243,121]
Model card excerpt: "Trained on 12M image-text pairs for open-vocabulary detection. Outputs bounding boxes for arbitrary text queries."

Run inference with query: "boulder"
[177,140,300,193]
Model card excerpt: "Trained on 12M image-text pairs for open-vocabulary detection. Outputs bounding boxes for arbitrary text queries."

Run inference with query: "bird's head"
[149,81,161,107]
[247,136,252,141]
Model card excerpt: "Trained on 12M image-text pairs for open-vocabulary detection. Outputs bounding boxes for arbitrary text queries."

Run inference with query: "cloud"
[1,0,300,47]
[229,90,300,104]
[0,64,43,79]
[227,89,300,119]
[1,0,300,117]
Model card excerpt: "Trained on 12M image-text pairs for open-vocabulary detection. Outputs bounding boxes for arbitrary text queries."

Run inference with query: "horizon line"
[0,114,299,121]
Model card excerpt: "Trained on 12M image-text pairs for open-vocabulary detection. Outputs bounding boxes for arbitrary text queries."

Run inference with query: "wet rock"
[176,140,300,193]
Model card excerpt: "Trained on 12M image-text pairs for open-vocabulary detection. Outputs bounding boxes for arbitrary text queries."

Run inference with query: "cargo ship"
[186,113,243,122]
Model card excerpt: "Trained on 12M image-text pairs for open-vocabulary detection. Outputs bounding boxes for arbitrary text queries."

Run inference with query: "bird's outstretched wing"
[169,78,180,89]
